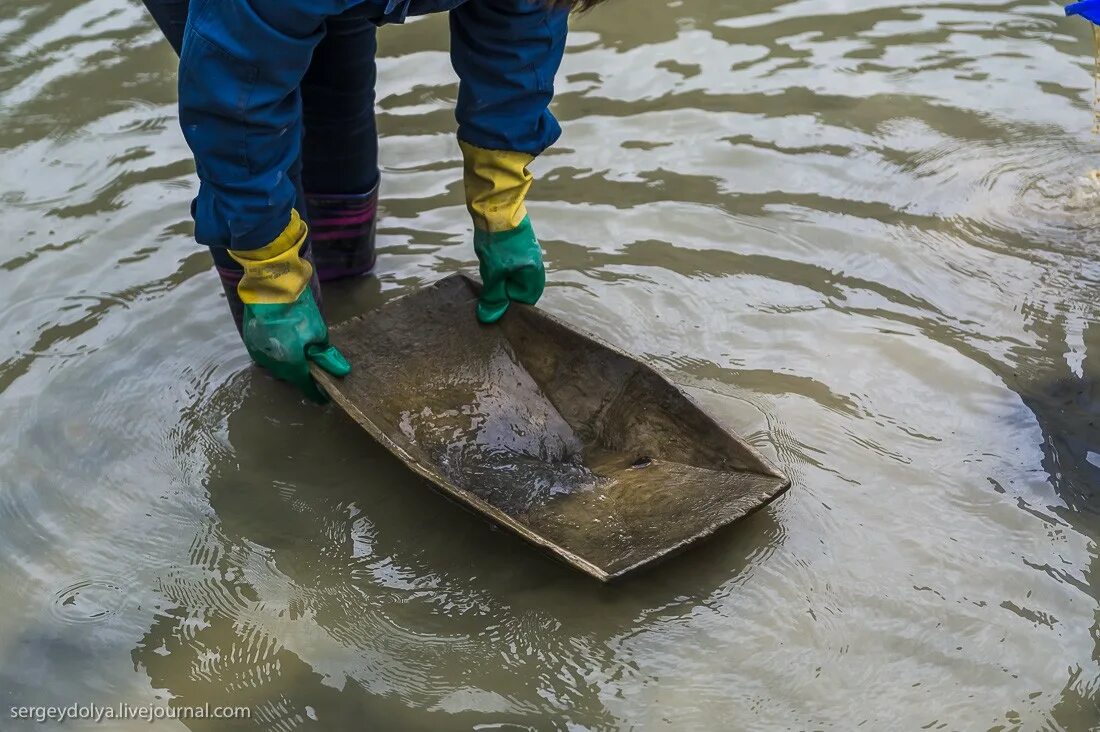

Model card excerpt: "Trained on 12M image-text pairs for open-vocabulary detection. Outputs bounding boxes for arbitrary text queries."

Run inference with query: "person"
[141,0,606,401]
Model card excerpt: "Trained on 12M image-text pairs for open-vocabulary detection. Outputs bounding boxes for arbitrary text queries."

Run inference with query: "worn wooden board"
[311,274,790,581]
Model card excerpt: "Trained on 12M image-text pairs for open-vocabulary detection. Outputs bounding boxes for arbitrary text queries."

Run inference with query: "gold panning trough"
[312,275,789,581]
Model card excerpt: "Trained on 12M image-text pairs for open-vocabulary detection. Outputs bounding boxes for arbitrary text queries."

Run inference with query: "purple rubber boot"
[215,242,324,337]
[305,182,379,282]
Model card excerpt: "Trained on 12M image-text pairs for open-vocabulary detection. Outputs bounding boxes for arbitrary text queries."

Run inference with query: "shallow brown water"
[2,0,1100,729]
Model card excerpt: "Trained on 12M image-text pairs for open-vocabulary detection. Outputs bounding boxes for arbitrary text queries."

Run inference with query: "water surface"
[2,0,1100,728]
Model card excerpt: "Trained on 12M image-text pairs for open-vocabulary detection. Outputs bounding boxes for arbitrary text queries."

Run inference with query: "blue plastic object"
[1067,0,1100,23]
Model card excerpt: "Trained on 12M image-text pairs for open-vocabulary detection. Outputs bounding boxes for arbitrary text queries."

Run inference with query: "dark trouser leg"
[142,0,187,52]
[301,6,381,281]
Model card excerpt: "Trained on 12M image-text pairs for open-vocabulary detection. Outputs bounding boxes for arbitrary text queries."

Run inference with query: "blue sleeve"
[448,0,569,156]
[178,0,365,251]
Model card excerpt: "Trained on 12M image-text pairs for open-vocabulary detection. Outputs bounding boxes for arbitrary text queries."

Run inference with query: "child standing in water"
[141,0,605,400]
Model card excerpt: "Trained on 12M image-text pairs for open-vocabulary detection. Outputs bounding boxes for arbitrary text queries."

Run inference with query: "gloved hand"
[459,141,546,323]
[229,209,351,402]
[473,215,545,323]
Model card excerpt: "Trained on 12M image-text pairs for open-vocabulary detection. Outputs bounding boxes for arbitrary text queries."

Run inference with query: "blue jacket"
[178,0,568,251]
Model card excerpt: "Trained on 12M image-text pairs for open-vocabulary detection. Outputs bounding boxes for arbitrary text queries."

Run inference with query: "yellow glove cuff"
[459,141,534,233]
[228,209,314,305]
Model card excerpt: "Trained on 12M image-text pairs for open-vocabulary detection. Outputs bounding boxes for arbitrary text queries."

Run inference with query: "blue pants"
[142,0,381,264]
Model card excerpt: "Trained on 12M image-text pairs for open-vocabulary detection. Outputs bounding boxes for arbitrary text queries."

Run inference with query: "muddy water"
[2,0,1100,729]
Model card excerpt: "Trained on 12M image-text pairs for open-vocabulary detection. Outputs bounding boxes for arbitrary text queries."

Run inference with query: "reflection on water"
[132,378,763,729]
[1,0,1099,728]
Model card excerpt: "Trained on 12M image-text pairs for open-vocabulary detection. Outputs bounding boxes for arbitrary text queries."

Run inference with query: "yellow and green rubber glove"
[228,209,351,402]
[461,142,546,324]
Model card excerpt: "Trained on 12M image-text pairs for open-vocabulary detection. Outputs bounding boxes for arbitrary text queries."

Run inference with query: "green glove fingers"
[474,216,545,324]
[240,287,350,403]
[307,343,352,377]
[229,209,351,402]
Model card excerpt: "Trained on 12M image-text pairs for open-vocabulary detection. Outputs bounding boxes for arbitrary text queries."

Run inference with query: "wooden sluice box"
[312,275,789,581]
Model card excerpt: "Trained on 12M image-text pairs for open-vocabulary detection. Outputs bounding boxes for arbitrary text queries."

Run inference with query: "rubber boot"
[215,242,323,337]
[305,182,379,282]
